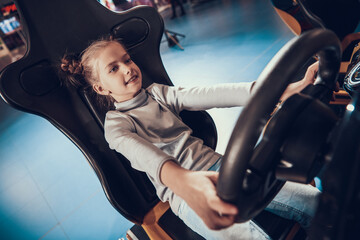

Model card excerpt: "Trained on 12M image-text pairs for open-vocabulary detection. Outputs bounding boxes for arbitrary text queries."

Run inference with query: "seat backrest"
[0,0,217,224]
[301,0,360,40]
[272,0,360,40]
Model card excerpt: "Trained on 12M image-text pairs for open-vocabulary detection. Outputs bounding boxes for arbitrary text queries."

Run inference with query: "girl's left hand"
[280,61,319,102]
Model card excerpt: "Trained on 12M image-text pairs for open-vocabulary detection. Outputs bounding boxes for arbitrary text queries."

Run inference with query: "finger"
[206,171,219,185]
[308,61,319,71]
[208,195,238,216]
[214,215,236,230]
[304,62,319,83]
[204,173,239,215]
[206,211,236,230]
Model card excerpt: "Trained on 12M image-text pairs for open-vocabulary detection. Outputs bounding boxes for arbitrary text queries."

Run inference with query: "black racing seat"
[0,1,212,238]
[0,0,302,239]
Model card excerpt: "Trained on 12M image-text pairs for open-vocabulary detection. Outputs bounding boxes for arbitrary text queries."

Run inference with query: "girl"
[60,37,320,239]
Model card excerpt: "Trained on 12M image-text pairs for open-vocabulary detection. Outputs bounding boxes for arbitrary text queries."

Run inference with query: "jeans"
[177,159,320,240]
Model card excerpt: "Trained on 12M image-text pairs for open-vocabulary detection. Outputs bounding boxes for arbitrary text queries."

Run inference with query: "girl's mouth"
[126,75,138,85]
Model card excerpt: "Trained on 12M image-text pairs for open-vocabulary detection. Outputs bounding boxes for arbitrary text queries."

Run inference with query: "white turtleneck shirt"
[104,82,253,214]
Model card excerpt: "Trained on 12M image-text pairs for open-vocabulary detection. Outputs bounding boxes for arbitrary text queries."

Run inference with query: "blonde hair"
[60,37,125,109]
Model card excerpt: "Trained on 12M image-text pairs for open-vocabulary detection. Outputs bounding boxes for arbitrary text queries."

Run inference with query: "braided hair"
[60,37,124,109]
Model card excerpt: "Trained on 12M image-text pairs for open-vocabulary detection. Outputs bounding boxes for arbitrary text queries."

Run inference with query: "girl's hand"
[160,161,238,230]
[280,61,319,102]
[180,171,239,230]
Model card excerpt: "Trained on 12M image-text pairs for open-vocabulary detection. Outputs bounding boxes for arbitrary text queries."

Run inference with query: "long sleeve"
[104,111,177,185]
[148,82,255,114]
[104,86,225,214]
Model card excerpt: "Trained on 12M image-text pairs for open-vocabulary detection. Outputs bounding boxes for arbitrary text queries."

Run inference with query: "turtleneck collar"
[114,89,148,111]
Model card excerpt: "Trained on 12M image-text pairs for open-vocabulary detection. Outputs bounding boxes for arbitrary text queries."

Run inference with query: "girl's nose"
[122,65,131,75]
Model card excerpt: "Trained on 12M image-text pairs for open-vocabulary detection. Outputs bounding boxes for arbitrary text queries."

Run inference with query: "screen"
[0,16,20,35]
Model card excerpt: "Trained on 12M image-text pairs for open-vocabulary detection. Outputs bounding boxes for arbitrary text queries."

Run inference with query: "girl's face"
[93,42,142,102]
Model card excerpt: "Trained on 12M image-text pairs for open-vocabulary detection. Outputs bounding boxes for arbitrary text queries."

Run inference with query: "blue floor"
[0,0,293,239]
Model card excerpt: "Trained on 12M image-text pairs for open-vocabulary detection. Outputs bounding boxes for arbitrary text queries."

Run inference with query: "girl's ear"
[93,83,110,95]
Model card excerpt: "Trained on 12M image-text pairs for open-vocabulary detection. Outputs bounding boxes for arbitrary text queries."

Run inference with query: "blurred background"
[0,0,295,239]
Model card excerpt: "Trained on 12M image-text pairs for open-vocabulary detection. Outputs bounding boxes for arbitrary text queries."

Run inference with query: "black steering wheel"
[217,29,341,223]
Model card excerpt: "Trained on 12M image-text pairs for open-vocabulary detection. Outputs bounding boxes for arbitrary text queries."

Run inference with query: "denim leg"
[177,159,271,239]
[177,200,271,240]
[178,159,318,238]
[265,181,320,229]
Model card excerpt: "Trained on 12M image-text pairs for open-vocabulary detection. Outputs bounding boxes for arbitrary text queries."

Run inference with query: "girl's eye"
[109,66,118,73]
[125,58,132,64]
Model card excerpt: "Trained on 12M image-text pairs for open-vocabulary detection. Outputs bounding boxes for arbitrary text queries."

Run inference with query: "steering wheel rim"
[217,29,341,222]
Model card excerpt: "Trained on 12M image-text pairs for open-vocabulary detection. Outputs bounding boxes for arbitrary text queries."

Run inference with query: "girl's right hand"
[160,161,238,230]
[180,170,239,230]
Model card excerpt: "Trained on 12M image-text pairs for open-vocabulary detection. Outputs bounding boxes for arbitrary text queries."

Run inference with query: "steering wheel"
[217,29,341,223]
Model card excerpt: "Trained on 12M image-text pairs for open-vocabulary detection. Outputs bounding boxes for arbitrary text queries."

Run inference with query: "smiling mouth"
[126,75,138,85]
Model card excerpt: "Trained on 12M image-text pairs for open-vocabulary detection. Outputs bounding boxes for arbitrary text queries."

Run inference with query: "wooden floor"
[0,0,294,239]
